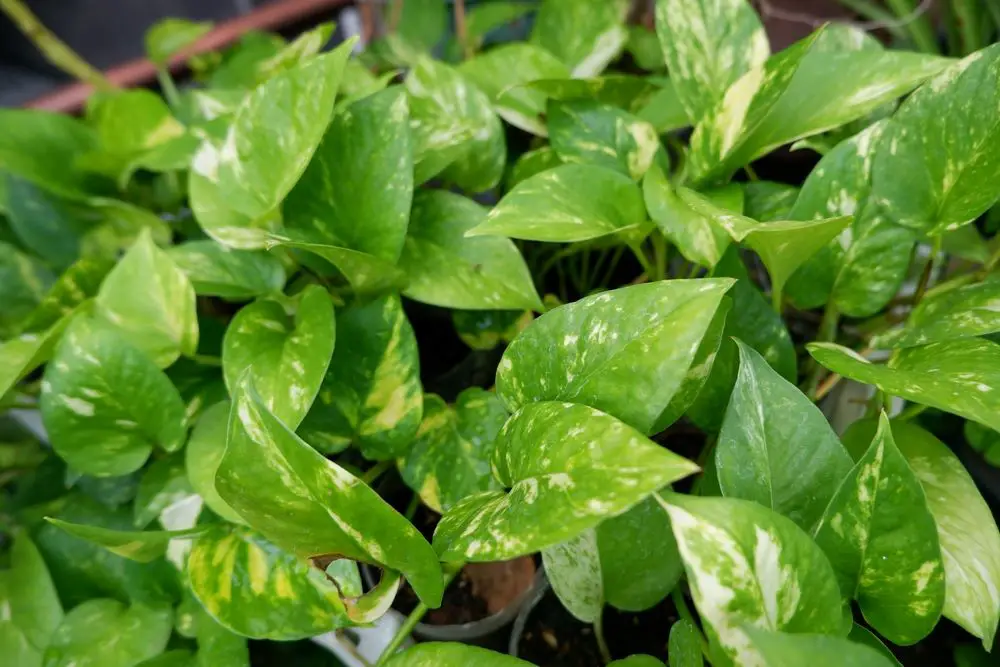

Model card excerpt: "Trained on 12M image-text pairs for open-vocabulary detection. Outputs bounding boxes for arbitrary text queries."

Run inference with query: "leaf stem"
[0,0,113,89]
[454,0,471,59]
[156,68,182,109]
[898,402,930,421]
[388,0,405,33]
[187,353,222,367]
[594,612,612,664]
[652,233,669,281]
[805,304,840,400]
[912,235,943,308]
[361,460,393,486]
[374,565,461,666]
[628,241,656,279]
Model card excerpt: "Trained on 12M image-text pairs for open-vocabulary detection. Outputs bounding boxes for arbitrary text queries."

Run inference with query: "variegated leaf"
[0,308,75,400]
[543,528,604,622]
[168,241,285,299]
[548,101,660,180]
[44,518,204,563]
[530,0,628,77]
[185,401,244,524]
[42,599,172,667]
[744,627,899,667]
[18,256,113,333]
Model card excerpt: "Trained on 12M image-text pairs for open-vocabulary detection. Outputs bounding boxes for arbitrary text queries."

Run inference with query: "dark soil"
[517,589,678,666]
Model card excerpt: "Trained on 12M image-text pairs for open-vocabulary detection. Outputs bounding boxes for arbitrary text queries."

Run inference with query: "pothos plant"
[1,0,1000,666]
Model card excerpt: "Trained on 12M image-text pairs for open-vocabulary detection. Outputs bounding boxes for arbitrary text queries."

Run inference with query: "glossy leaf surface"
[548,101,659,180]
[744,628,899,667]
[185,401,243,523]
[530,0,627,77]
[44,519,204,563]
[542,529,604,622]
[0,532,62,665]
[872,277,1000,348]
[168,242,285,299]
[42,599,171,667]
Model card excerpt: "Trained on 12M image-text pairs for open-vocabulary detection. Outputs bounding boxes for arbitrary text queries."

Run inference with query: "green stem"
[0,0,113,89]
[770,283,783,315]
[597,245,627,288]
[375,566,461,666]
[652,233,668,281]
[839,0,909,40]
[157,68,182,109]
[187,353,222,367]
[454,0,472,60]
[743,163,759,182]
[898,402,930,421]
[885,0,939,53]
[594,612,612,664]
[805,305,840,400]
[954,0,983,54]
[388,0,405,33]
[361,460,392,485]
[628,241,656,279]
[403,493,420,520]
[671,588,711,660]
[913,235,943,308]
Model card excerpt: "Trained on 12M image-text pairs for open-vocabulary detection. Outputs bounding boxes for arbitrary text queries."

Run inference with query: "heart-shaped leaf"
[716,341,853,530]
[43,599,172,667]
[218,374,443,606]
[813,415,944,645]
[496,279,734,433]
[168,241,285,299]
[398,190,542,311]
[668,620,703,667]
[0,531,63,663]
[530,0,627,77]
[399,389,507,513]
[44,518,204,563]
[297,294,422,460]
[0,308,75,400]
[543,529,604,622]
[467,164,645,242]
[872,277,1000,348]
[222,284,334,430]
[433,401,699,562]
[548,101,660,180]
[41,316,187,476]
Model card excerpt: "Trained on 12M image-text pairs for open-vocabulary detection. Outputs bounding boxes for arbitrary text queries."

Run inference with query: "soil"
[516,589,678,666]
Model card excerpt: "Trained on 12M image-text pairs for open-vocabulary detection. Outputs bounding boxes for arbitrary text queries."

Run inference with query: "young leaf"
[668,620,704,667]
[185,401,244,524]
[744,628,900,667]
[186,526,351,640]
[0,531,63,662]
[284,87,413,264]
[188,43,353,249]
[871,277,1000,348]
[384,643,532,667]
[145,17,212,64]
[542,529,604,622]
[654,0,768,121]
[530,0,628,77]
[467,164,646,243]
[813,415,944,645]
[222,284,335,430]
[95,229,198,368]
[406,57,505,191]
[597,494,683,612]
[548,101,660,180]
[433,401,699,562]
[872,45,1000,235]
[41,316,187,476]
[716,341,853,530]
[168,241,285,299]
[43,519,204,563]
[642,164,744,268]
[656,494,843,666]
[843,420,1000,650]
[397,190,542,311]
[808,339,1000,433]
[458,43,571,136]
[399,389,507,513]
[42,600,171,667]
[495,279,734,434]
[296,294,422,460]
[217,374,443,606]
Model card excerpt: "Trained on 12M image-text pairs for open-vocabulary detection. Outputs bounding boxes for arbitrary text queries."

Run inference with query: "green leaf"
[186,526,351,640]
[190,604,249,667]
[464,2,534,52]
[808,339,1000,433]
[397,0,447,51]
[284,87,413,263]
[469,164,646,242]
[145,18,212,64]
[42,600,171,667]
[136,651,194,667]
[848,624,901,666]
[188,43,353,249]
[872,277,1000,348]
[642,164,743,267]
[628,25,666,71]
[86,90,185,172]
[399,389,507,513]
[218,375,444,606]
[0,531,62,662]
[19,256,113,333]
[637,79,690,133]
[168,241,285,299]
[263,231,408,295]
[384,643,532,667]
[0,309,74,401]
[43,518,204,563]
[842,420,1000,650]
[398,190,542,311]
[548,101,660,180]
[942,223,990,263]
[716,341,853,530]
[4,175,95,269]
[656,494,843,667]
[530,0,628,77]
[654,0,768,121]
[41,316,187,476]
[668,619,703,667]
[597,494,683,612]
[134,455,194,528]
[433,401,699,562]
[0,109,100,199]
[813,415,944,645]
[744,627,900,667]
[297,294,422,460]
[254,24,336,85]
[743,181,799,222]
[453,309,530,350]
[495,279,734,433]
[872,45,1000,235]
[222,285,334,430]
[543,529,604,622]
[688,248,796,432]
[406,57,505,191]
[458,44,571,136]
[507,146,563,190]
[610,657,666,667]
[185,401,244,524]
[95,229,198,368]
[0,241,53,335]
[516,75,662,113]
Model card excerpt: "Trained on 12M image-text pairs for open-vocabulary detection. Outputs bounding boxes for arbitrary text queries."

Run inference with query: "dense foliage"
[2,0,1000,666]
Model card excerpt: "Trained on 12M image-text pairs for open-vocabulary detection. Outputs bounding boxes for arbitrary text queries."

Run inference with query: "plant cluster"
[1,1,1000,666]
